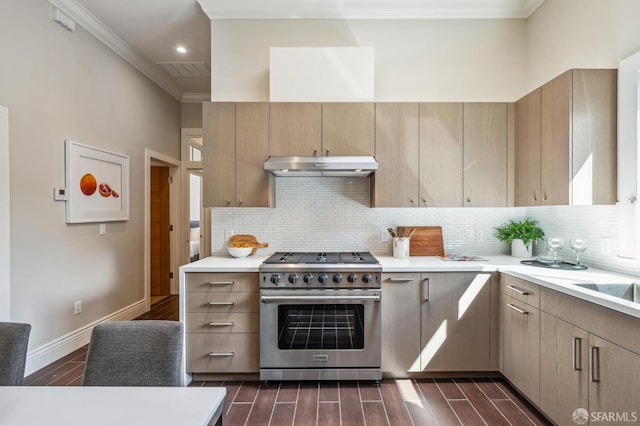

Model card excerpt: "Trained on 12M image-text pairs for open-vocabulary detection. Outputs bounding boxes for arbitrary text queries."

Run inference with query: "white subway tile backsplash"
[210,177,639,276]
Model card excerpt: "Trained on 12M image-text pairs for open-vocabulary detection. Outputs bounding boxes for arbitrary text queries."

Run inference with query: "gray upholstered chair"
[0,322,31,386]
[82,320,183,387]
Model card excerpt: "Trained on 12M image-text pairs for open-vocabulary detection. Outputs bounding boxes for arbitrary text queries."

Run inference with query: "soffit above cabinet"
[196,0,545,19]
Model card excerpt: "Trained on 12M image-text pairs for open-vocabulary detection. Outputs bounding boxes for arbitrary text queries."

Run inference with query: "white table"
[0,386,226,426]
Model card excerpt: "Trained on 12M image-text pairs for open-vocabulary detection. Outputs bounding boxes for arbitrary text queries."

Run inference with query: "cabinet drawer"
[186,292,259,313]
[187,333,259,373]
[185,272,258,293]
[186,313,259,333]
[502,274,540,308]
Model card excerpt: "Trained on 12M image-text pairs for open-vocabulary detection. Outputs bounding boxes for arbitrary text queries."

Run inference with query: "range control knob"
[270,274,281,284]
[318,273,329,284]
[333,273,343,283]
[288,274,299,284]
[303,274,314,284]
[347,273,358,283]
[362,273,373,284]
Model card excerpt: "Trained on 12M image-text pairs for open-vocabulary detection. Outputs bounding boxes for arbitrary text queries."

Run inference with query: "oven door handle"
[261,294,381,303]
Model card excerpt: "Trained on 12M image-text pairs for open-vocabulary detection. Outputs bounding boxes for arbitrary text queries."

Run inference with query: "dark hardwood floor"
[25,295,551,425]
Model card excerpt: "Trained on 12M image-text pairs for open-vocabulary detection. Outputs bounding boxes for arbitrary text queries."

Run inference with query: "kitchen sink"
[572,282,639,303]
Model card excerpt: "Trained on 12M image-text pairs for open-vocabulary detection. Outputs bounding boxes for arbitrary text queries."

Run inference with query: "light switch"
[99,224,106,235]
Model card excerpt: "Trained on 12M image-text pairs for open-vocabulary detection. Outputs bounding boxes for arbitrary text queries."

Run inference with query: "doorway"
[150,165,171,303]
[144,149,181,312]
[181,128,209,262]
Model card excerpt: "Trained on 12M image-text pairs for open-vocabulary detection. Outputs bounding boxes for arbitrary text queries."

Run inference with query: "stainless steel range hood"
[264,156,378,177]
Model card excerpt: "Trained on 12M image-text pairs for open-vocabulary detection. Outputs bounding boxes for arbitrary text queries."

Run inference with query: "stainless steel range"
[259,252,382,381]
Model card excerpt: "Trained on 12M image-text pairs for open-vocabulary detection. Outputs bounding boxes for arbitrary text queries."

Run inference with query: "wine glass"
[570,238,587,266]
[547,237,565,267]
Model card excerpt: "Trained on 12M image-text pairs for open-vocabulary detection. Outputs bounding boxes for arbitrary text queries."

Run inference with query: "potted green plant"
[495,218,545,258]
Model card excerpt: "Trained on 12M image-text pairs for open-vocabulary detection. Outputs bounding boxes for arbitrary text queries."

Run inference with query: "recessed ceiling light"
[176,46,187,54]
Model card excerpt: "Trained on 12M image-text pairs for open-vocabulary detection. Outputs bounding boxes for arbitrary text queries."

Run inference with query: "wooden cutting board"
[397,226,444,256]
[228,234,268,255]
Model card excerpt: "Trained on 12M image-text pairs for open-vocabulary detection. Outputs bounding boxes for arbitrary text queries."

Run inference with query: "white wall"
[211,19,527,102]
[0,106,10,321]
[0,0,180,369]
[525,0,640,94]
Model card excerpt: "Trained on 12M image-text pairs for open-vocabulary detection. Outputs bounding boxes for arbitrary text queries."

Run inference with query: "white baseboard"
[25,299,148,376]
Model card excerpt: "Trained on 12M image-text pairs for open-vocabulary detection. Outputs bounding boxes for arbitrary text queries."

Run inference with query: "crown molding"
[197,0,545,20]
[182,92,211,103]
[48,0,183,101]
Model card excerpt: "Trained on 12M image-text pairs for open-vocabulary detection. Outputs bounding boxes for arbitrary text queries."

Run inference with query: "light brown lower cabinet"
[587,335,640,424]
[420,272,492,371]
[503,275,640,425]
[539,312,589,425]
[501,293,540,406]
[381,273,421,373]
[381,272,494,375]
[184,272,259,373]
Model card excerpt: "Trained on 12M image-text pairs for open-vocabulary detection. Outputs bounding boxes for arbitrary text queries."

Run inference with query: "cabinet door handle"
[208,301,234,306]
[208,281,235,286]
[225,200,232,206]
[507,285,529,295]
[409,198,414,205]
[325,149,330,156]
[589,345,600,382]
[208,322,235,327]
[238,200,244,206]
[466,197,471,203]
[422,278,430,302]
[572,337,582,371]
[209,352,235,357]
[532,193,537,202]
[506,303,528,315]
[387,277,414,283]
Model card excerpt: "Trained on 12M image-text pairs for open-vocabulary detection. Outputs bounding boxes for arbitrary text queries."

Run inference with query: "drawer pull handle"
[506,303,528,315]
[589,346,600,382]
[572,337,582,371]
[207,301,234,306]
[208,281,235,286]
[507,285,529,295]
[208,322,235,327]
[209,352,235,357]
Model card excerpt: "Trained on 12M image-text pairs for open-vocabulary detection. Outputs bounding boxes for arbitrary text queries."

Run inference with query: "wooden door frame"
[144,149,181,312]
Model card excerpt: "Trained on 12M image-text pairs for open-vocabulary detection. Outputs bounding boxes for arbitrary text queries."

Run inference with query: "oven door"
[260,288,381,369]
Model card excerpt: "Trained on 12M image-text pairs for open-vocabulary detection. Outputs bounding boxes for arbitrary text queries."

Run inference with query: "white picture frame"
[65,140,130,223]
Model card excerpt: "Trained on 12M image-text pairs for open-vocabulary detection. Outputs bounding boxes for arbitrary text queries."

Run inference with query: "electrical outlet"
[74,300,82,315]
[476,230,484,242]
[601,237,611,255]
[380,230,390,242]
[224,230,234,241]
[99,224,106,235]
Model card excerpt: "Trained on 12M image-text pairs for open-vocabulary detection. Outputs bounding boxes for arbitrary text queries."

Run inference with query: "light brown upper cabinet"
[463,103,509,207]
[269,103,321,156]
[203,102,273,208]
[515,89,542,206]
[419,103,464,207]
[373,103,420,207]
[321,103,375,156]
[515,69,617,206]
[269,102,375,157]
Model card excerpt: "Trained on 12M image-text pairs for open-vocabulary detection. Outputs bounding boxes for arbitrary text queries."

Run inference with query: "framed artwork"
[65,140,130,223]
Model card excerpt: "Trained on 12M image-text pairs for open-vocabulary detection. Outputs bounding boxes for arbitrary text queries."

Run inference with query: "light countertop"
[180,253,640,318]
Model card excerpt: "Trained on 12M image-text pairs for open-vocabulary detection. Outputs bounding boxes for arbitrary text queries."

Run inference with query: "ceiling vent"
[157,62,211,78]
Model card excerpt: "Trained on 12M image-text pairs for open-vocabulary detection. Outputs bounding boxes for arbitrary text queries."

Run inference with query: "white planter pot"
[511,239,532,258]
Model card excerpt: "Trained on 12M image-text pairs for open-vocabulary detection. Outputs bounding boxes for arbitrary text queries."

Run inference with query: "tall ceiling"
[53,0,544,101]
